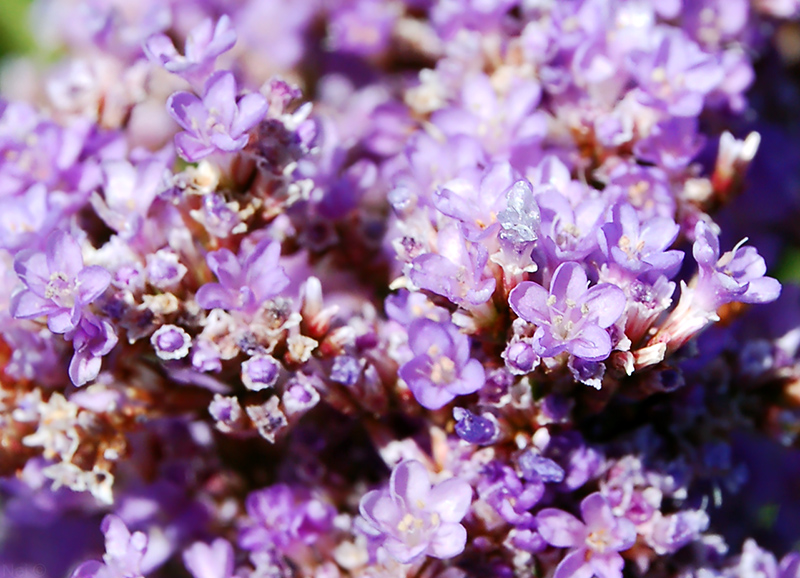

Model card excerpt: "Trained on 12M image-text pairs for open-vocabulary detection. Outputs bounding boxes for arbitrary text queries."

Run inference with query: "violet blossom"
[145,16,237,87]
[196,237,289,314]
[167,71,268,162]
[509,262,626,363]
[398,318,485,410]
[10,230,111,335]
[70,515,148,578]
[359,460,472,563]
[537,493,636,578]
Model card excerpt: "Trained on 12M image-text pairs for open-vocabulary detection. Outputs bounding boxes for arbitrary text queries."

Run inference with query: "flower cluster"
[0,1,799,578]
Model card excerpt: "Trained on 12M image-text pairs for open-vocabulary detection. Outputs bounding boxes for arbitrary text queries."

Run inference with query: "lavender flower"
[509,262,626,363]
[150,324,191,361]
[70,515,148,578]
[398,318,485,410]
[359,460,472,563]
[196,238,289,314]
[167,71,268,162]
[537,493,636,578]
[10,230,111,335]
[145,16,237,87]
[693,222,781,309]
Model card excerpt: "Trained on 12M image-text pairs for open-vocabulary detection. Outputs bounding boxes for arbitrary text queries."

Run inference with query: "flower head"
[11,230,111,335]
[509,262,626,362]
[537,493,637,578]
[398,318,485,410]
[359,460,472,564]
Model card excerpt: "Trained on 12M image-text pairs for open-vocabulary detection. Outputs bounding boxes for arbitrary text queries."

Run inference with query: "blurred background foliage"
[0,0,35,58]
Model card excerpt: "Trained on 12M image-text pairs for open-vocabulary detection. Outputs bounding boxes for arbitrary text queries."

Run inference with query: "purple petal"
[70,561,104,578]
[553,548,595,578]
[446,358,485,396]
[196,283,237,310]
[77,266,111,304]
[429,478,472,522]
[183,539,234,578]
[536,508,586,548]
[509,281,550,325]
[167,91,207,132]
[741,276,781,304]
[568,324,613,361]
[582,283,626,328]
[232,92,268,138]
[69,350,102,386]
[428,522,467,559]
[390,460,431,508]
[589,551,626,578]
[550,262,589,306]
[48,308,80,334]
[580,493,615,531]
[406,318,455,358]
[175,132,215,163]
[359,489,401,530]
[46,230,83,278]
[10,290,58,319]
[206,249,242,289]
[203,72,237,127]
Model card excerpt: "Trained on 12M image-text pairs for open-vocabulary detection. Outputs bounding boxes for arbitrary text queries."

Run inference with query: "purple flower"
[693,221,781,309]
[70,515,148,578]
[240,484,335,552]
[409,226,496,307]
[509,262,626,362]
[359,460,472,563]
[183,539,235,578]
[398,318,485,410]
[167,71,268,162]
[537,493,636,578]
[536,190,607,268]
[68,314,118,386]
[629,29,723,116]
[196,238,289,314]
[477,462,543,525]
[144,16,237,87]
[10,230,111,335]
[432,163,516,242]
[599,203,683,280]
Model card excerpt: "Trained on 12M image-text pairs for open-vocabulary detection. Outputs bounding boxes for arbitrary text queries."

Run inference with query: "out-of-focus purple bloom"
[70,515,148,578]
[11,230,111,335]
[629,30,723,116]
[183,538,235,578]
[693,221,781,309]
[509,262,626,362]
[330,355,363,386]
[502,339,539,374]
[144,16,237,87]
[478,462,543,525]
[240,484,335,552]
[196,238,289,314]
[646,510,709,555]
[398,318,485,410]
[167,71,268,162]
[599,203,683,280]
[0,184,57,253]
[537,493,636,578]
[359,460,472,563]
[634,117,705,173]
[327,0,398,56]
[91,159,166,238]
